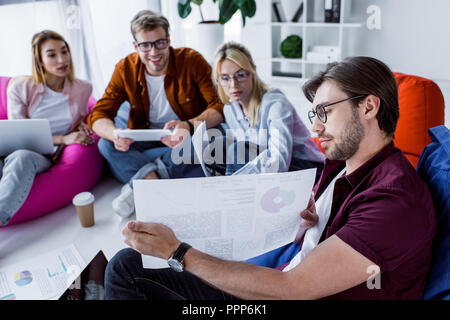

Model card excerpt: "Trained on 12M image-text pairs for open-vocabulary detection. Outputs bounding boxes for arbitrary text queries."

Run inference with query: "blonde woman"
[211,41,324,176]
[0,30,93,226]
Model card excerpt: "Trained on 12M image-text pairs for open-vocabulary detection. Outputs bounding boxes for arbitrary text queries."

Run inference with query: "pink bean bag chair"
[0,76,103,225]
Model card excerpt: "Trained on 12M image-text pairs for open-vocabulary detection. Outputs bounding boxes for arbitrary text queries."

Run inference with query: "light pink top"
[6,76,92,131]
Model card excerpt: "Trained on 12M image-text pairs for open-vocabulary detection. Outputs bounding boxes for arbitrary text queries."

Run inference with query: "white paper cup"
[72,192,95,227]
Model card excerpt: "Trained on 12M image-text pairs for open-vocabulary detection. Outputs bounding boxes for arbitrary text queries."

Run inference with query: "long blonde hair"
[213,42,269,127]
[31,30,74,84]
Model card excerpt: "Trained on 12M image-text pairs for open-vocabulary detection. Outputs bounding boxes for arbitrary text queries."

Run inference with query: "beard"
[324,108,365,161]
[146,52,169,74]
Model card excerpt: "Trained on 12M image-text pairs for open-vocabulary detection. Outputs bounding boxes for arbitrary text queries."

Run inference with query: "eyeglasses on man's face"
[218,70,250,87]
[136,38,169,52]
[308,95,367,124]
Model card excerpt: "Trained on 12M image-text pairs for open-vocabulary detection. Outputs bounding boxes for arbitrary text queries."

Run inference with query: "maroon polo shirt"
[313,142,437,300]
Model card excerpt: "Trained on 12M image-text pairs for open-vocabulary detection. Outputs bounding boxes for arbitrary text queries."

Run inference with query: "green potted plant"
[177,0,257,62]
[178,0,256,26]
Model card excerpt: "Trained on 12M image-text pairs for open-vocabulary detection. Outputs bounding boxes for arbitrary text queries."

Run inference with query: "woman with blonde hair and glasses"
[210,41,324,176]
[1,30,93,226]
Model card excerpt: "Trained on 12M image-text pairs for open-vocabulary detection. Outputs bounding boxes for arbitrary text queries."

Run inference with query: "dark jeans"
[205,140,264,175]
[206,137,323,182]
[104,248,239,300]
[98,138,205,184]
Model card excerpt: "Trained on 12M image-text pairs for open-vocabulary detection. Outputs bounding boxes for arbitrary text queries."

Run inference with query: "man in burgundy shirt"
[104,56,437,300]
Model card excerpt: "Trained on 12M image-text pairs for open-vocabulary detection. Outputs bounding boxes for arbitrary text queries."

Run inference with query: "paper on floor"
[0,244,85,300]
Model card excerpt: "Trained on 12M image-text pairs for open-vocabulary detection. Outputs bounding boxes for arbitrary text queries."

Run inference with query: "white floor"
[0,175,133,270]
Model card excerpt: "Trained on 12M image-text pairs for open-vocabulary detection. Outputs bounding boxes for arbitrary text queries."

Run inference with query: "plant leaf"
[241,13,246,26]
[219,0,239,24]
[192,0,203,5]
[178,0,193,19]
[240,0,256,18]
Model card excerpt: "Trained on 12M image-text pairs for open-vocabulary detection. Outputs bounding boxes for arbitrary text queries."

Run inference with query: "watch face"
[168,258,183,272]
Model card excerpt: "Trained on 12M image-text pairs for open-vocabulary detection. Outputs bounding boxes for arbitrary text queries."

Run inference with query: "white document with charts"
[133,169,316,268]
[0,245,84,300]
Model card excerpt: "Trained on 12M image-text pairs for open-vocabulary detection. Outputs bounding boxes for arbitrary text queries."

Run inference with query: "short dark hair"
[303,56,399,137]
[130,10,170,40]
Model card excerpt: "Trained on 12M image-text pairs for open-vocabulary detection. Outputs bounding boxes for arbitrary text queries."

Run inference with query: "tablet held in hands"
[113,129,172,141]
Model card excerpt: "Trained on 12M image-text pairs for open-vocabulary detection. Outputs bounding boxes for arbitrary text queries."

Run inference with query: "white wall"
[242,0,450,128]
[0,0,156,96]
[350,0,450,127]
[0,1,66,77]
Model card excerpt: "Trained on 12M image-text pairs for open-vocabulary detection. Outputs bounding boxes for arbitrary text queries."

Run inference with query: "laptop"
[0,119,54,156]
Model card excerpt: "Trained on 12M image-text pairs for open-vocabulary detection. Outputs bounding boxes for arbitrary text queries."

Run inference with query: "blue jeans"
[98,138,205,185]
[104,248,239,300]
[225,141,263,175]
[206,138,323,179]
[245,242,301,268]
[0,149,52,225]
[204,136,262,175]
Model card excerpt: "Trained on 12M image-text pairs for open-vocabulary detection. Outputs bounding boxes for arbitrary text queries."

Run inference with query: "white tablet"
[113,128,172,141]
[0,119,54,156]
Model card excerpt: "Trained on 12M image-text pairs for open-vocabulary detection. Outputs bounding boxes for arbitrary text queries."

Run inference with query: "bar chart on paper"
[47,256,67,278]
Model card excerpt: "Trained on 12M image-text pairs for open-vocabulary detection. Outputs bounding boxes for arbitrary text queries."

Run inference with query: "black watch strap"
[172,242,192,262]
[185,120,194,135]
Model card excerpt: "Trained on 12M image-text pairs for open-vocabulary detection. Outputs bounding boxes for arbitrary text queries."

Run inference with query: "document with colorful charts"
[133,168,316,269]
[0,244,85,300]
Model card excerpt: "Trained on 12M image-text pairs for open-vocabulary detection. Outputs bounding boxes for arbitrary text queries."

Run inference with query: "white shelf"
[271,57,303,64]
[270,76,308,84]
[272,57,333,65]
[270,0,362,81]
[271,22,362,28]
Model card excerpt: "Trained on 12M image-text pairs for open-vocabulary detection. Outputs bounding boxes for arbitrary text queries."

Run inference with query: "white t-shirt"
[30,86,72,136]
[145,73,179,129]
[283,168,347,272]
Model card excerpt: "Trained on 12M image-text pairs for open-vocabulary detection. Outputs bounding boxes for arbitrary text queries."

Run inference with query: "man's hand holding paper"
[123,221,181,260]
[295,193,318,243]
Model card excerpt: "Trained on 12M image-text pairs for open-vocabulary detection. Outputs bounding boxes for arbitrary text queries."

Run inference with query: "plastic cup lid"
[72,192,95,206]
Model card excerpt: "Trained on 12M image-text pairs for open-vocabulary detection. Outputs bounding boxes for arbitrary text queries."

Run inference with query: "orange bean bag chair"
[393,72,445,167]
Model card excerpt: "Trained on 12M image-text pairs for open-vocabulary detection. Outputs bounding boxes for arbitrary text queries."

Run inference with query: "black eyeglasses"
[308,95,367,124]
[136,38,169,52]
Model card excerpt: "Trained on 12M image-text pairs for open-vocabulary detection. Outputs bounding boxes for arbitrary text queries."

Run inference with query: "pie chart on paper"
[260,187,295,213]
[14,270,33,287]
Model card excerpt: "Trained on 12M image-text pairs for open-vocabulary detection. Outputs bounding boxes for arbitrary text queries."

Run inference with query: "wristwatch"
[184,120,194,135]
[167,242,192,272]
